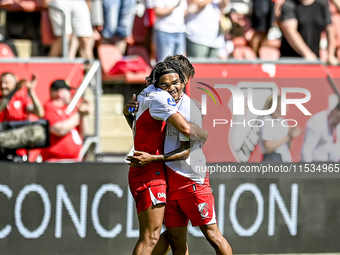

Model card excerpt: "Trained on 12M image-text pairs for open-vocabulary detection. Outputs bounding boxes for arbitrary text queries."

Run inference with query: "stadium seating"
[233,46,257,60]
[259,46,280,60]
[0,43,15,58]
[98,44,151,84]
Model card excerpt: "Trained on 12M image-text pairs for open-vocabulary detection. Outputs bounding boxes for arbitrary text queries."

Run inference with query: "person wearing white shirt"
[301,103,340,162]
[153,0,187,62]
[260,95,303,162]
[185,0,228,58]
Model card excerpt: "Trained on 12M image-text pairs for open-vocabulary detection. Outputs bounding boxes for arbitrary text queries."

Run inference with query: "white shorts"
[48,0,93,37]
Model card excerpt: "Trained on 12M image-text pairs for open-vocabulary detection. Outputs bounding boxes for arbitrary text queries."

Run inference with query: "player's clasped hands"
[123,94,139,115]
[126,151,154,167]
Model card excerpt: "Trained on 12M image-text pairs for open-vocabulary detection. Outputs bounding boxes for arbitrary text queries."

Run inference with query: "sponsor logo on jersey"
[167,97,176,106]
[198,202,209,218]
[139,90,150,97]
[165,130,178,137]
[157,192,166,199]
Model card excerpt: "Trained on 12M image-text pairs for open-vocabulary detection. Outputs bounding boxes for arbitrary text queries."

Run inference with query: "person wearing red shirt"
[0,72,44,161]
[40,80,91,162]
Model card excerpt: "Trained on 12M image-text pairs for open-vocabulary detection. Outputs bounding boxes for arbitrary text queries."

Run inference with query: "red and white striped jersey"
[128,85,178,184]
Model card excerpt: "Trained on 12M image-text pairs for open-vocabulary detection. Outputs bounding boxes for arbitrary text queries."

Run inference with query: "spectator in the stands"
[43,0,94,60]
[40,80,91,162]
[0,72,44,161]
[249,0,277,56]
[153,0,187,62]
[185,0,229,58]
[279,0,338,65]
[101,0,136,54]
[68,0,104,59]
[219,7,253,58]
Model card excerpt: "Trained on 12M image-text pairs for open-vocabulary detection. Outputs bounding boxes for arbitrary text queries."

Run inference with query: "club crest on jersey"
[198,202,209,218]
[167,97,176,106]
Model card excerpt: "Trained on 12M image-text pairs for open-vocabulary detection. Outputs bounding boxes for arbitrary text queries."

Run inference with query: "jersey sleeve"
[149,91,178,122]
[179,99,202,142]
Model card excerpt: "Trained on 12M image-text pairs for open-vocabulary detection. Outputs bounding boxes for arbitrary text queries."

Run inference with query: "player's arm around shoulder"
[167,97,207,141]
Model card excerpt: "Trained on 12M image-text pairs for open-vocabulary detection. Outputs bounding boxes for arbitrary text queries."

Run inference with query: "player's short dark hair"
[145,61,186,88]
[164,55,195,83]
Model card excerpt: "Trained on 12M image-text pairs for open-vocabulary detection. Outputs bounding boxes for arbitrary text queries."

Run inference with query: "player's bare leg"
[151,230,170,255]
[132,204,165,255]
[199,224,232,255]
[152,229,189,255]
[166,226,189,255]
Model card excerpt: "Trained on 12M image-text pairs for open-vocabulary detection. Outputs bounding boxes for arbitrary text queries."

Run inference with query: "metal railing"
[75,60,102,160]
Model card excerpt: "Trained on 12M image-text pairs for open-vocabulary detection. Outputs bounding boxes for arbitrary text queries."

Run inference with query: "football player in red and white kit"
[123,61,208,255]
[127,55,232,255]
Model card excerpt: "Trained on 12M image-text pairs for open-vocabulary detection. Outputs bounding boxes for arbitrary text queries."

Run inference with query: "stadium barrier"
[0,162,339,254]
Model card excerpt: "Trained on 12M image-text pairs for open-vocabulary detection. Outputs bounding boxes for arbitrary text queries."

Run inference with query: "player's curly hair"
[164,55,195,83]
[145,61,186,88]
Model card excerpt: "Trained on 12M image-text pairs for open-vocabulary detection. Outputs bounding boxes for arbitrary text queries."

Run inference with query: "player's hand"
[123,94,139,115]
[126,151,155,167]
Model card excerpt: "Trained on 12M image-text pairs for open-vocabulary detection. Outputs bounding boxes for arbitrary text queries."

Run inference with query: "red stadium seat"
[0,43,15,58]
[259,46,280,60]
[233,46,257,60]
[127,45,151,66]
[98,44,151,84]
[232,36,247,47]
[267,39,281,49]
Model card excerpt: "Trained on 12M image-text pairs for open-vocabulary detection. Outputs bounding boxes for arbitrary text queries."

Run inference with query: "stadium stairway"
[87,94,133,161]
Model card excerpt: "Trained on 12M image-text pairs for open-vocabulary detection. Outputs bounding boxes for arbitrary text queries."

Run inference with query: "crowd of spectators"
[1,0,340,64]
[0,72,91,162]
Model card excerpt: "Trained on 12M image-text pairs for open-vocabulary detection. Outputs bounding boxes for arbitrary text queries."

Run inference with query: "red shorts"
[164,193,217,228]
[129,179,167,213]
